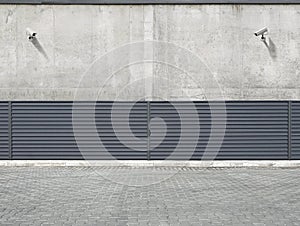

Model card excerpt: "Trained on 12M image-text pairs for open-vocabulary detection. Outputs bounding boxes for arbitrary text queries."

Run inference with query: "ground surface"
[0,166,299,226]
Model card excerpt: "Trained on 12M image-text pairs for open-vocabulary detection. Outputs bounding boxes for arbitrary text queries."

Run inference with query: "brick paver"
[0,166,299,225]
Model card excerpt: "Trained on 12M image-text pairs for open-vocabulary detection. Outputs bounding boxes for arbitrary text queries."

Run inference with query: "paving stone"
[0,167,299,225]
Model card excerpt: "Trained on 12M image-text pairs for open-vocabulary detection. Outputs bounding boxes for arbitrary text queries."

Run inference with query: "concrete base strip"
[1,160,300,168]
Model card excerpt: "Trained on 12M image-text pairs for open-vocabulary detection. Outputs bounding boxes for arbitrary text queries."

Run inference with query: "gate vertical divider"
[288,101,291,160]
[8,101,12,160]
[147,101,150,160]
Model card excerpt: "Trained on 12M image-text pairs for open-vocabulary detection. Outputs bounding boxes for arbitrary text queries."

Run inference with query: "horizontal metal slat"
[11,102,148,160]
[0,102,9,160]
[150,101,288,160]
[291,102,300,159]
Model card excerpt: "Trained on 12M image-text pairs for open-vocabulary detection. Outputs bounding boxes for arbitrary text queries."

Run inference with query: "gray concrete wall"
[0,5,299,100]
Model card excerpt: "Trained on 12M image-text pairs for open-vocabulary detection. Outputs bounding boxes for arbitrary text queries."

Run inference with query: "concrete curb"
[1,160,300,168]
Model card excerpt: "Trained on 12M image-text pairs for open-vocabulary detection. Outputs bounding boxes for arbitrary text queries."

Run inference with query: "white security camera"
[26,28,37,40]
[254,27,268,40]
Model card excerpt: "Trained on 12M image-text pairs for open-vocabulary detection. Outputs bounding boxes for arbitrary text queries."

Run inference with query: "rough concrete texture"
[1,160,300,168]
[0,5,299,100]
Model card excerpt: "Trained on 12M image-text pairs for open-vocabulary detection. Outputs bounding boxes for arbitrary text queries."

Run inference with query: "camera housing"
[254,27,268,40]
[26,28,37,40]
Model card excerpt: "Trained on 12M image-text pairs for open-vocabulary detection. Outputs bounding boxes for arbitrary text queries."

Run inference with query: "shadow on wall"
[263,37,277,60]
[30,37,49,61]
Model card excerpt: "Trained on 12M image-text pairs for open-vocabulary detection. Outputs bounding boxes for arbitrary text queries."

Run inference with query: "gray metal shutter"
[7,100,290,160]
[94,102,148,160]
[217,101,288,160]
[291,101,300,160]
[11,101,148,160]
[12,102,83,160]
[0,102,9,160]
[150,101,288,160]
[150,101,201,160]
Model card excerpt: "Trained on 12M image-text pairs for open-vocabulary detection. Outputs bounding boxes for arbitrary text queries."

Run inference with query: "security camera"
[26,28,37,40]
[254,27,268,40]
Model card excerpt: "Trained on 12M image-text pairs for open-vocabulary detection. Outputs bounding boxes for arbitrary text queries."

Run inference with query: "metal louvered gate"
[0,102,9,160]
[291,102,300,160]
[0,101,299,160]
[149,101,289,160]
[11,102,148,160]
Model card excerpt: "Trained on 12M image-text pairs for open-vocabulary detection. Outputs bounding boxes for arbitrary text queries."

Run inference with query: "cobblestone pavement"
[0,166,299,226]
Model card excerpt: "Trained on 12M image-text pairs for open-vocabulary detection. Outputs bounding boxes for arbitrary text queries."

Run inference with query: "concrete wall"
[0,4,299,100]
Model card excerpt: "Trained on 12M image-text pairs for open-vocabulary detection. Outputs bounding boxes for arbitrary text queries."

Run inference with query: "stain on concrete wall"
[0,5,299,100]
